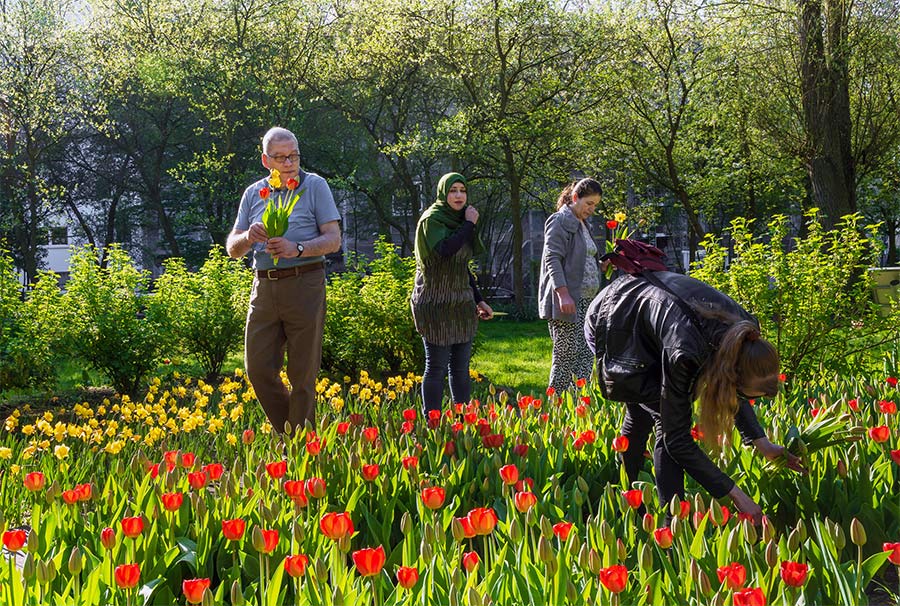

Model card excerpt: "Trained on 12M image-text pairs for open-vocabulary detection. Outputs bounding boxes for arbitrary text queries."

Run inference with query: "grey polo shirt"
[233,172,341,270]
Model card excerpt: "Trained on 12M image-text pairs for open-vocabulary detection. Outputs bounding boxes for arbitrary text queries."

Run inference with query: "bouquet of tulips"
[603,212,628,279]
[261,168,305,265]
[768,403,865,470]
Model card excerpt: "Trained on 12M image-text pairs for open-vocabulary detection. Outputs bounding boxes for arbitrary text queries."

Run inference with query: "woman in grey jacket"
[538,178,603,393]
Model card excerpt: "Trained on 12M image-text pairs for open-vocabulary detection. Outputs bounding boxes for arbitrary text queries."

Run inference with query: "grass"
[472,318,551,397]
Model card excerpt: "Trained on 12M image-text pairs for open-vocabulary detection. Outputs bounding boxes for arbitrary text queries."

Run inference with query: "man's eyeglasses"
[267,153,300,164]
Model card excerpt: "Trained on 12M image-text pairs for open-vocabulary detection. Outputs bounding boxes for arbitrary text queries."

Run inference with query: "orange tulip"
[320,512,353,540]
[499,464,519,485]
[284,554,309,577]
[467,507,498,535]
[114,563,140,590]
[182,578,211,604]
[352,546,386,577]
[222,519,245,541]
[461,551,479,572]
[396,565,419,589]
[23,471,45,492]
[514,491,537,513]
[160,492,183,512]
[266,461,287,479]
[421,487,446,510]
[2,529,26,551]
[121,516,143,539]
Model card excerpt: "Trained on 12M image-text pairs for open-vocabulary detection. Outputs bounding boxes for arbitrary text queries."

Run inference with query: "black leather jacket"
[584,272,766,498]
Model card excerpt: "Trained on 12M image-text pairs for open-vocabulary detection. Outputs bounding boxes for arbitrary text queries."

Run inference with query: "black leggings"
[421,339,473,414]
[620,401,686,508]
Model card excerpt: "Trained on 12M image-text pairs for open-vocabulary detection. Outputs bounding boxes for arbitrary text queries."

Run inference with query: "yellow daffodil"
[0,447,12,460]
[10,464,20,474]
[54,444,70,459]
[268,168,282,189]
[226,433,238,446]
[5,416,18,431]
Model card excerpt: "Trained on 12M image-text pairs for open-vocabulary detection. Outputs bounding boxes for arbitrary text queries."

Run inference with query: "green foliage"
[0,251,56,390]
[692,210,898,380]
[154,246,253,380]
[60,245,166,396]
[323,237,422,376]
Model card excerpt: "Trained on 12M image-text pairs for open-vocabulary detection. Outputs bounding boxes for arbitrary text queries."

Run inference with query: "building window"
[51,226,68,245]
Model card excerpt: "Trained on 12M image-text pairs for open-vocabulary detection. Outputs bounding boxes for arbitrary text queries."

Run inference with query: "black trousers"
[620,401,686,509]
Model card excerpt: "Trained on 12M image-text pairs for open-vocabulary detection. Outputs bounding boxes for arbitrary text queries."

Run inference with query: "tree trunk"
[504,143,525,313]
[798,0,856,228]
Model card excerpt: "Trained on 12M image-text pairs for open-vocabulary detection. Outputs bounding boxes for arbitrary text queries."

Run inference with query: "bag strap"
[639,271,715,352]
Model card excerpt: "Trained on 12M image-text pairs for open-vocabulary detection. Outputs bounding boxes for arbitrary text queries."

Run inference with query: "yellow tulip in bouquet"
[260,169,305,265]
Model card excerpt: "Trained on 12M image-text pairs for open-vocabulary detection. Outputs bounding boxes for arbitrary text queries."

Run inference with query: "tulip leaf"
[265,558,286,606]
[137,577,166,606]
[689,515,708,559]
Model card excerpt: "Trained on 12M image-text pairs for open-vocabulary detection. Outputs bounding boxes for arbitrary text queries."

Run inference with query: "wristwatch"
[295,242,305,257]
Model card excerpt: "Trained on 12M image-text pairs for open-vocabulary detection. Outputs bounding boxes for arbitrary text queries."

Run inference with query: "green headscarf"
[414,173,485,266]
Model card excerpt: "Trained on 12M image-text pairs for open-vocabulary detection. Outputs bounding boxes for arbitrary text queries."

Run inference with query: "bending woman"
[411,173,493,414]
[538,178,603,393]
[584,271,805,522]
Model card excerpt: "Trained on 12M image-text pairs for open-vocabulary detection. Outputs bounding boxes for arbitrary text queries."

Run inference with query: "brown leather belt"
[256,262,324,280]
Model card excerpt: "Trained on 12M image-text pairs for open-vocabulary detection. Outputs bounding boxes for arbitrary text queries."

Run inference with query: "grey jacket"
[538,205,593,321]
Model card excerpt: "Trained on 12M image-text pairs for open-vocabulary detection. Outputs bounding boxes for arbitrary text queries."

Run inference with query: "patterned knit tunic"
[410,241,477,346]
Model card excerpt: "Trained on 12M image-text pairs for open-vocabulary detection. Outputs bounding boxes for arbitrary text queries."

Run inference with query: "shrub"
[0,251,56,390]
[154,246,252,379]
[61,245,166,396]
[323,237,423,376]
[692,210,899,380]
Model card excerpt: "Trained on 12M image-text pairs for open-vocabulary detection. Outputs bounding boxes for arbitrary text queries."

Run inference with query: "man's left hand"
[264,237,299,259]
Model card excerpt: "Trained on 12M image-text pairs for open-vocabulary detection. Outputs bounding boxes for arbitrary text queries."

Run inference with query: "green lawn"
[472,318,551,397]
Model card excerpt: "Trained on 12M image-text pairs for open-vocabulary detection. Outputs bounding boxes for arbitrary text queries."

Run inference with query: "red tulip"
[461,551,479,572]
[402,408,417,421]
[257,529,279,554]
[352,546,386,577]
[546,386,555,397]
[606,220,618,230]
[23,471,45,492]
[182,578,211,604]
[514,491,537,513]
[2,530,26,551]
[161,492,183,512]
[482,433,504,448]
[848,399,860,411]
[242,428,255,443]
[869,425,890,443]
[884,542,900,566]
[499,464,519,485]
[467,507,498,535]
[611,435,629,452]
[361,464,380,481]
[320,512,354,540]
[402,456,418,470]
[575,404,587,418]
[349,413,364,425]
[444,440,456,456]
[891,450,900,466]
[284,480,305,499]
[305,477,326,499]
[421,487,446,509]
[284,554,309,577]
[396,565,419,589]
[100,526,116,550]
[121,516,143,538]
[780,561,808,587]
[222,519,246,541]
[515,477,535,492]
[306,440,322,456]
[622,489,642,509]
[717,562,747,590]
[362,427,379,443]
[879,400,897,414]
[678,500,691,519]
[286,178,299,191]
[553,522,574,541]
[513,443,529,457]
[114,563,140,590]
[336,422,350,435]
[147,463,160,479]
[75,482,92,501]
[259,187,271,200]
[599,564,628,593]
[456,516,477,539]
[266,461,287,479]
[180,452,196,469]
[654,527,674,549]
[887,376,898,388]
[575,377,587,388]
[202,463,224,480]
[733,587,767,606]
[710,505,731,526]
[164,450,179,467]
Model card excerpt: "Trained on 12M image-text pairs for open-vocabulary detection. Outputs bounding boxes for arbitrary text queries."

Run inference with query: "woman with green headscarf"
[411,172,493,414]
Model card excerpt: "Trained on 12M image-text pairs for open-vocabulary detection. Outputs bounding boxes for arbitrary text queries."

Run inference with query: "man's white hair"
[261,127,298,154]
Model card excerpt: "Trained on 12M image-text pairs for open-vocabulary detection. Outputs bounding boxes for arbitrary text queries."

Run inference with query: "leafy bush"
[323,237,423,376]
[0,251,56,390]
[154,246,252,379]
[61,245,166,396]
[692,210,899,380]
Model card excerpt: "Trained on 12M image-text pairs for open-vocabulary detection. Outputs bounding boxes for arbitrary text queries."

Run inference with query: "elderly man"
[227,126,341,433]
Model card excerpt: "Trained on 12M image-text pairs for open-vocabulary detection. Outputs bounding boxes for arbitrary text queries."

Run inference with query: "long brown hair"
[697,320,779,449]
[556,178,603,210]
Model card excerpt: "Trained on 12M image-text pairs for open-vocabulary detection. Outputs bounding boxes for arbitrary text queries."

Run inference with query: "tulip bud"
[468,588,481,606]
[451,518,465,542]
[540,515,553,540]
[338,534,351,553]
[36,560,50,584]
[850,518,867,546]
[642,513,655,533]
[588,549,602,575]
[525,507,537,527]
[567,580,578,602]
[727,526,742,554]
[401,512,412,536]
[761,516,776,543]
[617,538,627,561]
[743,519,757,545]
[599,520,614,546]
[574,491,583,506]
[698,570,712,596]
[553,485,562,503]
[28,530,38,554]
[710,590,726,606]
[640,543,653,571]
[232,458,243,478]
[765,539,778,568]
[68,546,82,575]
[689,558,701,582]
[449,591,460,606]
[196,496,207,518]
[231,580,245,606]
[836,459,848,478]
[787,528,801,552]
[641,483,654,507]
[795,519,807,542]
[577,476,589,494]
[709,498,724,526]
[166,469,178,492]
[538,536,554,563]
[451,567,462,590]
[424,523,435,545]
[333,586,344,606]
[545,557,558,576]
[202,587,214,606]
[832,522,846,551]
[115,458,126,477]
[670,515,682,537]
[269,500,281,519]
[261,505,274,525]
[315,557,327,582]
[578,543,590,570]
[422,542,433,563]
[499,390,508,404]
[694,493,707,515]
[509,518,523,543]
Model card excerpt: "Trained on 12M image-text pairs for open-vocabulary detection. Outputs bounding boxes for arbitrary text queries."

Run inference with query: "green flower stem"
[258,552,265,606]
